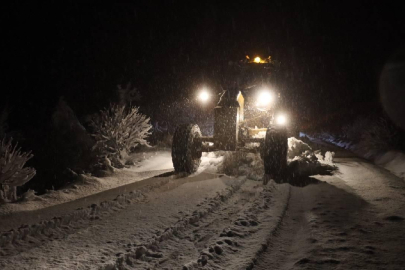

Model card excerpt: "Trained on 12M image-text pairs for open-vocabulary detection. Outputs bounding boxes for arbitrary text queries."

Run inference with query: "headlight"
[198,89,210,102]
[276,114,288,125]
[256,90,274,108]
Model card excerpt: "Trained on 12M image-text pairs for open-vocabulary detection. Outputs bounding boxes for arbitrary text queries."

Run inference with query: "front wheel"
[172,124,202,173]
[262,126,288,184]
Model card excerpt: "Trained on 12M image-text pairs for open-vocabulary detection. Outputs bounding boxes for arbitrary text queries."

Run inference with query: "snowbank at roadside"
[216,137,336,181]
[375,151,405,180]
[199,152,226,173]
[305,132,405,181]
[0,150,173,215]
[288,137,335,164]
[288,137,312,159]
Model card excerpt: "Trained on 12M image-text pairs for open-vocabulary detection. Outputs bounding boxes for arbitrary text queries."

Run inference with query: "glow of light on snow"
[276,114,288,125]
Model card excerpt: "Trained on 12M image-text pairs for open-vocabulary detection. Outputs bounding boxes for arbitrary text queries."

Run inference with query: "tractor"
[171,56,289,183]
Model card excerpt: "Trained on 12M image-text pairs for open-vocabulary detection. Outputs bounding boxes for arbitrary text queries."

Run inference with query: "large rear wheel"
[262,126,288,184]
[172,124,202,173]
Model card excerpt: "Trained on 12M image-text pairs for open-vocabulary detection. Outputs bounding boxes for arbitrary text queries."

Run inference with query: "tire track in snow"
[102,177,248,270]
[103,179,290,270]
[181,182,291,270]
[154,179,262,269]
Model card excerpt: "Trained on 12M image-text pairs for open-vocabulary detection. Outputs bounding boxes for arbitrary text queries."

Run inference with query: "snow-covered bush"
[89,104,152,167]
[0,138,36,203]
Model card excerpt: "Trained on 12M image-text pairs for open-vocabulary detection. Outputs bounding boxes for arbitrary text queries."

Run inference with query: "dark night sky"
[3,0,405,131]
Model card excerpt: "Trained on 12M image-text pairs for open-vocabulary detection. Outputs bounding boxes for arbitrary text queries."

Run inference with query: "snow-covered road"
[254,155,405,269]
[0,145,404,269]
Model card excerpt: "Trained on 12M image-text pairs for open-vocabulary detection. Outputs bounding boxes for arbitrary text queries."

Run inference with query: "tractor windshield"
[221,56,279,94]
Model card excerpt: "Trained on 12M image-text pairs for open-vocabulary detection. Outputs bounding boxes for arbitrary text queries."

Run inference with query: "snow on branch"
[89,104,152,167]
[0,138,36,202]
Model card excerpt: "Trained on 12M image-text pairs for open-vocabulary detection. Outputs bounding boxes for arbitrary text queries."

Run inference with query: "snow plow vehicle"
[172,56,289,182]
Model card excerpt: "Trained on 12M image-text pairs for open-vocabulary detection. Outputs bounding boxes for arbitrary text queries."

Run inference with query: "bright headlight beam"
[276,114,288,125]
[198,89,210,102]
[254,57,261,63]
[257,90,274,107]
